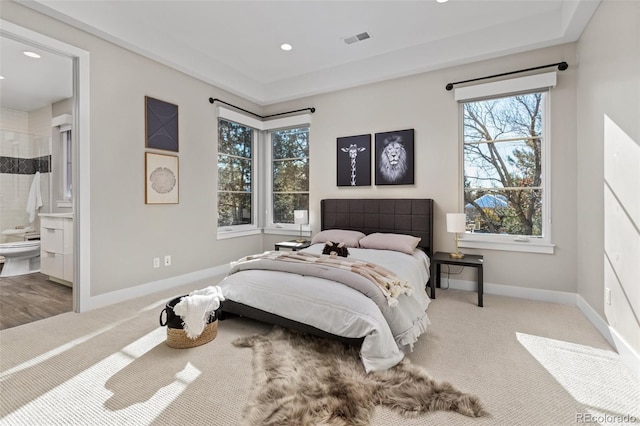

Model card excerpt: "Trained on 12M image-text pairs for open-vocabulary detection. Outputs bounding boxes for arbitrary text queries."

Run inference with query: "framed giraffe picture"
[336,134,371,187]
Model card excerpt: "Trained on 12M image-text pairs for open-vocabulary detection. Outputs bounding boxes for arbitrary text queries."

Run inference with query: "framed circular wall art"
[145,152,179,204]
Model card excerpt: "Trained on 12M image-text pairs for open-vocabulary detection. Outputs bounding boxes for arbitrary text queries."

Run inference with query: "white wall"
[576,0,640,358]
[266,43,579,294]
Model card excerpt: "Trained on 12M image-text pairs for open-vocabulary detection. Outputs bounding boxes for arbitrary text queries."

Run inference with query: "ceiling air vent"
[343,32,371,45]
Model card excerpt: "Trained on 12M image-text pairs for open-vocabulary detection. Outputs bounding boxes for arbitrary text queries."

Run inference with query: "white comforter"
[218,244,431,372]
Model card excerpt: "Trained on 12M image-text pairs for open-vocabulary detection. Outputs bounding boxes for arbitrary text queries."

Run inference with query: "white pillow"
[311,229,366,248]
[358,233,421,254]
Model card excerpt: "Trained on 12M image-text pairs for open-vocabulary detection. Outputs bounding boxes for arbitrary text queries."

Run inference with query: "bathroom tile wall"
[0,155,51,174]
[0,107,51,242]
[0,108,28,135]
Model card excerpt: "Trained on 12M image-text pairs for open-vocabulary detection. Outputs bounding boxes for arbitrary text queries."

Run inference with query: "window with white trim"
[216,106,312,238]
[62,128,72,200]
[271,127,309,224]
[217,118,255,231]
[456,73,555,254]
[52,114,73,203]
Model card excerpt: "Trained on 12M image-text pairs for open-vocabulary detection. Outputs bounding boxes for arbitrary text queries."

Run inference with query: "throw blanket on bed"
[229,251,413,308]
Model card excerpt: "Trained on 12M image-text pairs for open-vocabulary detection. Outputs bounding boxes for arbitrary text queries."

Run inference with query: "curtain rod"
[445,61,568,91]
[208,98,315,119]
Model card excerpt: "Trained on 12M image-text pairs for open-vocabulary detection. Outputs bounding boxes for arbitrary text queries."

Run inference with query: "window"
[216,106,312,238]
[62,129,72,200]
[217,118,254,230]
[463,92,544,236]
[52,114,73,205]
[271,127,309,224]
[456,73,555,253]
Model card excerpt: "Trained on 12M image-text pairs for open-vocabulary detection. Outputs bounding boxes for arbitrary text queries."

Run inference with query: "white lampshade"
[446,213,466,233]
[294,210,309,225]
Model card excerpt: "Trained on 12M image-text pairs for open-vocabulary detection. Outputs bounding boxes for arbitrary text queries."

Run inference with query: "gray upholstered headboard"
[320,198,434,257]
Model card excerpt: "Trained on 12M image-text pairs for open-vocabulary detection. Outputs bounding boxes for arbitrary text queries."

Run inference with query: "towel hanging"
[26,171,43,223]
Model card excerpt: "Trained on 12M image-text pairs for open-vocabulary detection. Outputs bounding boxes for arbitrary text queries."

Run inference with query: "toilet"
[0,240,41,277]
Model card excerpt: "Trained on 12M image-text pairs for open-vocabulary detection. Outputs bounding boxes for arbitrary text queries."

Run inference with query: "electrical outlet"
[605,288,611,305]
[153,257,160,268]
[164,255,171,266]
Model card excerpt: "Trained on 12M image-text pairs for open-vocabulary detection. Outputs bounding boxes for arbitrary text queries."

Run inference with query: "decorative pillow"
[311,229,366,248]
[358,233,421,255]
[322,241,349,257]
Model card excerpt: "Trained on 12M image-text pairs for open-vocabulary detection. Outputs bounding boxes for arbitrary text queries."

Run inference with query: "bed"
[218,198,434,372]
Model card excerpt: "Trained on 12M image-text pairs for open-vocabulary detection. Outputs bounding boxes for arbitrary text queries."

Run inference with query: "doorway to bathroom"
[0,21,89,326]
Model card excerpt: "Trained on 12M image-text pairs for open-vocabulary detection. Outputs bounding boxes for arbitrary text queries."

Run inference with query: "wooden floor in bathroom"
[0,271,72,330]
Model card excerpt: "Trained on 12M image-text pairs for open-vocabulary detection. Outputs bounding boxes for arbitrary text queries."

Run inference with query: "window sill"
[263,226,311,237]
[217,228,261,240]
[459,236,555,254]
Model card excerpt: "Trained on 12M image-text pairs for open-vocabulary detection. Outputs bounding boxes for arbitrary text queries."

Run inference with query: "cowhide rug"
[233,327,486,426]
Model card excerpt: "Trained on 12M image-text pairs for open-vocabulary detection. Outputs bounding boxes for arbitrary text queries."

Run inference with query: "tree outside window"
[272,127,309,223]
[218,119,253,227]
[462,92,545,237]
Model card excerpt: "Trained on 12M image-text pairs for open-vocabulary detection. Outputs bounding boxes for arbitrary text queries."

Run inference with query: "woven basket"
[165,320,218,349]
[159,295,219,349]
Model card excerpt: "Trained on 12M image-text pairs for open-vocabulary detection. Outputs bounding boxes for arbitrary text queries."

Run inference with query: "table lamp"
[293,210,308,243]
[446,213,466,259]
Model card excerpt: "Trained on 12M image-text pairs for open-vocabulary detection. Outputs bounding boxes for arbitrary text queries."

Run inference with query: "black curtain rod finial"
[558,61,568,71]
[445,83,454,91]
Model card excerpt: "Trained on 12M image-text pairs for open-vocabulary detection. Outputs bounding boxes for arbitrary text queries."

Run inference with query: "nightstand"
[274,240,311,251]
[430,251,484,307]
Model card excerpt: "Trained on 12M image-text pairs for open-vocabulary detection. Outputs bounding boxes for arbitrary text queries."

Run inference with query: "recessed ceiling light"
[23,51,41,59]
[437,0,449,3]
[280,43,293,51]
[0,76,4,80]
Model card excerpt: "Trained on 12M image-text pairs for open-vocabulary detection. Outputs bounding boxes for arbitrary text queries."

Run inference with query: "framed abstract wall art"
[336,134,371,187]
[145,96,179,152]
[375,129,414,185]
[145,152,179,204]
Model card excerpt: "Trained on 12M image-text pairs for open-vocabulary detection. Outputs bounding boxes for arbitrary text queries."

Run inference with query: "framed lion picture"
[374,129,414,185]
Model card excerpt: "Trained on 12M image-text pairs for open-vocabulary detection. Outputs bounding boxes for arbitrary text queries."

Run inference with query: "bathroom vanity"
[39,213,74,285]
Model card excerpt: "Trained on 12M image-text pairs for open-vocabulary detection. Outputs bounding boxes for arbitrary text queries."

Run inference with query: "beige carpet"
[1,277,638,426]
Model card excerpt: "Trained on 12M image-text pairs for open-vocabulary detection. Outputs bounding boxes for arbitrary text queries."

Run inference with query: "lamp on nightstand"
[446,213,466,259]
[294,210,308,243]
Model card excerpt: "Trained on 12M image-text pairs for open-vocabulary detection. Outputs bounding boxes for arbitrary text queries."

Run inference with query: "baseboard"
[85,264,230,311]
[609,325,640,378]
[443,278,577,305]
[576,295,614,347]
[574,296,640,379]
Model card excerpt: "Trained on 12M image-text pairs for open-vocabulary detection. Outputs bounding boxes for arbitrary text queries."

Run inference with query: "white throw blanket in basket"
[173,286,225,339]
